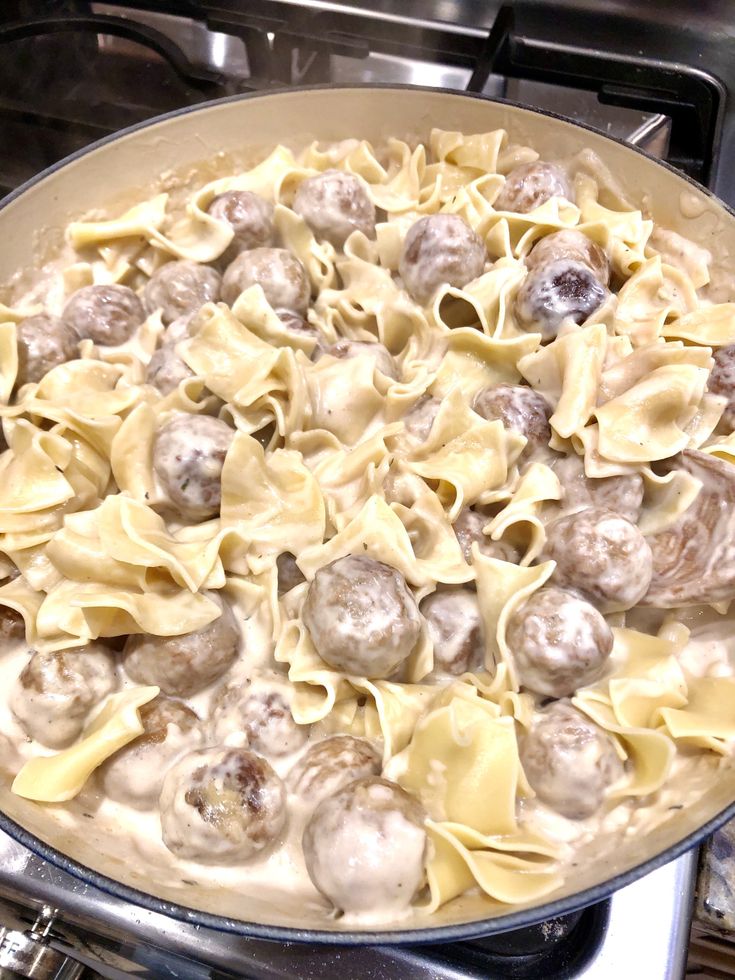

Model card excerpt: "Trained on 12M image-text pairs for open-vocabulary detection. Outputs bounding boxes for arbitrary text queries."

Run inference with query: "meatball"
[506,587,613,697]
[520,701,623,819]
[303,777,426,915]
[144,261,221,326]
[403,394,441,442]
[122,597,239,697]
[421,588,485,675]
[221,248,310,314]
[473,383,552,455]
[541,507,653,612]
[63,284,145,346]
[277,552,306,595]
[551,454,644,524]
[15,314,77,387]
[287,735,381,806]
[515,259,609,342]
[708,344,735,431]
[452,508,521,564]
[302,555,421,678]
[0,605,25,644]
[526,229,610,286]
[323,339,398,380]
[293,169,376,248]
[207,190,275,261]
[493,161,572,214]
[99,696,202,810]
[153,414,234,521]
[399,214,486,306]
[10,644,118,749]
[209,676,309,757]
[146,344,194,395]
[159,747,287,862]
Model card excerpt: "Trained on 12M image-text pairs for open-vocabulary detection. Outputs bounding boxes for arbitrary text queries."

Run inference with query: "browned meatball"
[221,248,310,314]
[323,339,398,380]
[144,261,221,326]
[122,597,239,697]
[473,383,552,455]
[708,345,735,431]
[0,605,25,644]
[287,735,381,806]
[421,588,485,675]
[277,552,306,595]
[63,284,145,346]
[275,309,321,344]
[526,229,610,286]
[452,508,522,564]
[293,170,376,248]
[207,190,275,262]
[520,701,623,819]
[494,161,572,214]
[153,414,234,521]
[399,214,486,306]
[506,587,613,697]
[551,454,644,524]
[541,507,653,612]
[146,344,194,395]
[159,746,287,862]
[10,644,118,748]
[403,394,441,442]
[15,314,78,387]
[303,777,427,914]
[302,556,421,678]
[515,260,609,341]
[209,676,309,757]
[99,696,202,809]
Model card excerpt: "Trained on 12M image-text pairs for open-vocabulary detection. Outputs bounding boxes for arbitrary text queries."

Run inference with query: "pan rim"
[1,81,733,945]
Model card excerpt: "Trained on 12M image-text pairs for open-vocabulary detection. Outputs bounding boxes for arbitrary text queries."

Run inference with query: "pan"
[1,84,734,945]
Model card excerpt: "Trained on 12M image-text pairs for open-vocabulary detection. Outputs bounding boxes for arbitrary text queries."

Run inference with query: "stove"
[0,1,732,977]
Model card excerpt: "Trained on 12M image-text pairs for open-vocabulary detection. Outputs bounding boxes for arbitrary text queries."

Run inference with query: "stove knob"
[0,906,84,980]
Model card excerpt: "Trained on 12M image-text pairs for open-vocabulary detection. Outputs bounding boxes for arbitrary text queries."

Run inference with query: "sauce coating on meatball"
[551,454,644,524]
[526,229,610,286]
[473,383,552,455]
[302,777,426,914]
[159,747,287,862]
[153,414,234,521]
[209,676,309,757]
[421,587,485,675]
[494,161,572,214]
[506,587,613,697]
[11,644,118,748]
[302,555,422,678]
[403,394,441,442]
[452,508,521,564]
[287,735,381,806]
[520,701,623,819]
[15,314,78,387]
[221,248,310,314]
[144,261,221,325]
[541,507,653,612]
[399,214,486,306]
[515,260,608,341]
[99,696,202,810]
[207,190,275,261]
[277,552,306,595]
[146,344,194,395]
[293,170,376,248]
[708,344,735,432]
[63,284,145,346]
[122,597,239,697]
[324,339,398,380]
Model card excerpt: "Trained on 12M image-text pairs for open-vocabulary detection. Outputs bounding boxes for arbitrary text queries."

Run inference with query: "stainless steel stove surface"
[0,1,732,977]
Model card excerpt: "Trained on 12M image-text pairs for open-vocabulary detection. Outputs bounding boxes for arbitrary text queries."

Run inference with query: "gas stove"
[0,1,732,977]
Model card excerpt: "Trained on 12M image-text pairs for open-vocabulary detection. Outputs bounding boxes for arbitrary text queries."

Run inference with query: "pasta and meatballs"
[0,127,735,927]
